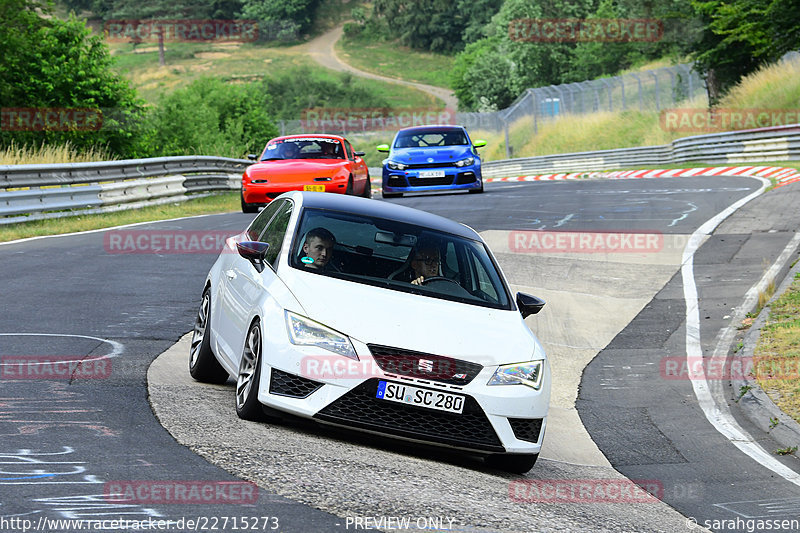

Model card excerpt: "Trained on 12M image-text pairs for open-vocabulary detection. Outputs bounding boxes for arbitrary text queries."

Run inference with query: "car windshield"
[289,208,511,309]
[393,130,468,148]
[261,137,344,161]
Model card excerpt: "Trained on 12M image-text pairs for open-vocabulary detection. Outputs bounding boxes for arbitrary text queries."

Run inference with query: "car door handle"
[225,270,236,280]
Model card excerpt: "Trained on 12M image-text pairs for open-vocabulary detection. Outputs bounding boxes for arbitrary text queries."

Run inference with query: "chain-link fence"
[277,62,708,158]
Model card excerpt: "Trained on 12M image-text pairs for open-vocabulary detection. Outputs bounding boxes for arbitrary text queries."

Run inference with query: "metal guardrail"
[482,124,800,178]
[2,124,800,222]
[0,156,249,224]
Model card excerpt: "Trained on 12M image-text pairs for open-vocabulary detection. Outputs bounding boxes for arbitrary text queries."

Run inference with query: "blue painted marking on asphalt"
[0,473,56,481]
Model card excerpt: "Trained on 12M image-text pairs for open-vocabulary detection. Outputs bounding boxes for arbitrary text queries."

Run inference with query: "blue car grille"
[408,176,454,186]
[404,162,458,169]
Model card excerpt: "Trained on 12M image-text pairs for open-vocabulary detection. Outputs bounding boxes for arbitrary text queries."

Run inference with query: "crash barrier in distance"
[0,156,248,224]
[2,124,799,223]
[481,124,800,179]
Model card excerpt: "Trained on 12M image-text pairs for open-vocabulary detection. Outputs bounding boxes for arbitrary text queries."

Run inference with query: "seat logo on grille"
[418,359,434,373]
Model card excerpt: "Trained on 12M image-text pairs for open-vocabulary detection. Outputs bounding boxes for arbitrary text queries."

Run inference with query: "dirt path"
[300,25,458,110]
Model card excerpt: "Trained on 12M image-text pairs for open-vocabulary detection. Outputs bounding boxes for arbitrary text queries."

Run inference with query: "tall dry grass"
[0,142,117,165]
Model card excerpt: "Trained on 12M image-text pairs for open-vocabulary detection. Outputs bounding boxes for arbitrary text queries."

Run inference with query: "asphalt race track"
[2,176,800,532]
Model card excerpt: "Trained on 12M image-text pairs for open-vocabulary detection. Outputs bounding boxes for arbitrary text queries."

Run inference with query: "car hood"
[389,146,474,165]
[285,271,540,367]
[247,160,348,182]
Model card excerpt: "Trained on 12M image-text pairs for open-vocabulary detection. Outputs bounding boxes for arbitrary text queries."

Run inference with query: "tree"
[238,0,321,41]
[143,78,277,157]
[371,0,503,53]
[0,0,144,155]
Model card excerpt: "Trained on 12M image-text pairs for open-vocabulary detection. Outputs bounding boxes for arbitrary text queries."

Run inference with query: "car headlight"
[454,156,475,167]
[285,311,358,360]
[386,160,408,171]
[487,360,544,389]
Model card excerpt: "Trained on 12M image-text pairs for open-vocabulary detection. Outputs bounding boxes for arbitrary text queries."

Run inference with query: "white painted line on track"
[0,212,234,247]
[681,176,800,486]
[0,333,124,362]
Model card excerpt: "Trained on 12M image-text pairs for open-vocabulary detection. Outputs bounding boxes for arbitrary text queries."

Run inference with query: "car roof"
[285,191,480,240]
[396,125,467,134]
[270,134,345,142]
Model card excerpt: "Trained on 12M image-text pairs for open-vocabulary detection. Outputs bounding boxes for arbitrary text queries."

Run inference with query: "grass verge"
[0,193,239,243]
[335,36,455,89]
[754,272,800,425]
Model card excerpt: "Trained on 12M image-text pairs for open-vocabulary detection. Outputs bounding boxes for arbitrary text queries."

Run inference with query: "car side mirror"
[517,292,545,318]
[237,241,270,273]
[354,151,366,157]
[473,140,487,149]
[376,144,390,153]
[247,154,258,161]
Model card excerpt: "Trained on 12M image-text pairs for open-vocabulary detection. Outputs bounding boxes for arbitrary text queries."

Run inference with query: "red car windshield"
[261,137,344,161]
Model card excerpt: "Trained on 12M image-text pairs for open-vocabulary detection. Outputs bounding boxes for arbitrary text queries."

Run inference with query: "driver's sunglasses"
[413,255,440,265]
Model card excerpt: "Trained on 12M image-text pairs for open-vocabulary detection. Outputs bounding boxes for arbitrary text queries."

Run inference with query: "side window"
[259,201,293,267]
[246,200,283,241]
[344,140,355,161]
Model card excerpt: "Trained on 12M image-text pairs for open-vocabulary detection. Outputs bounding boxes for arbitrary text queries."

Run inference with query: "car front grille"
[269,368,323,398]
[367,344,483,386]
[508,418,543,443]
[405,162,457,169]
[408,176,454,186]
[314,378,504,452]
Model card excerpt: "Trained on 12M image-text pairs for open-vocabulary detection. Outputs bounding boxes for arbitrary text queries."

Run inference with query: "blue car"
[377,125,486,198]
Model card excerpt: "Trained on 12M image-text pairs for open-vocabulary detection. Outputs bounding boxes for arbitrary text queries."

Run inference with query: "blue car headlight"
[487,360,544,389]
[385,159,408,171]
[285,311,358,360]
[454,156,475,168]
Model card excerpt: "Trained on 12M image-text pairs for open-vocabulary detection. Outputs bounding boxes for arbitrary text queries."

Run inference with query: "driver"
[395,242,441,285]
[320,141,342,159]
[281,142,300,160]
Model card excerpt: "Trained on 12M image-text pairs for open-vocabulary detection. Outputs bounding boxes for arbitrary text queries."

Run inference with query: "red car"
[241,134,371,212]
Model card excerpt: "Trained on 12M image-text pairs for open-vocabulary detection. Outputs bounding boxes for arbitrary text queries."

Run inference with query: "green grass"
[109,41,437,108]
[336,35,456,89]
[0,193,239,243]
[754,280,800,426]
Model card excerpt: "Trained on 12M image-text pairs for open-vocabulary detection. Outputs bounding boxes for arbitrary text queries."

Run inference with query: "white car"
[189,191,550,472]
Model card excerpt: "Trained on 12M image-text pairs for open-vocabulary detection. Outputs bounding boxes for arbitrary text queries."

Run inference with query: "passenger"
[300,227,336,271]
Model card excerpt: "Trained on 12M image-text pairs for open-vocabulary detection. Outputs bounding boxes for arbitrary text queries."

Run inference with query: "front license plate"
[418,170,445,178]
[376,381,464,414]
[303,184,326,192]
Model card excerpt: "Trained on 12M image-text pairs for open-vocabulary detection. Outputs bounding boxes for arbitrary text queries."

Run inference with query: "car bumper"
[242,180,348,203]
[257,325,549,455]
[381,167,483,193]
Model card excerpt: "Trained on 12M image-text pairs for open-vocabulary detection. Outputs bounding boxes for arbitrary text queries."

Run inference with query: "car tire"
[189,288,229,384]
[241,193,258,213]
[468,182,484,194]
[362,173,372,198]
[236,319,265,421]
[381,191,402,199]
[345,175,354,195]
[485,453,538,474]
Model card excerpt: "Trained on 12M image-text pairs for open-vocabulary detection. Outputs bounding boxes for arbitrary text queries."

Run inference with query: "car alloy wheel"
[236,320,264,420]
[189,289,228,384]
